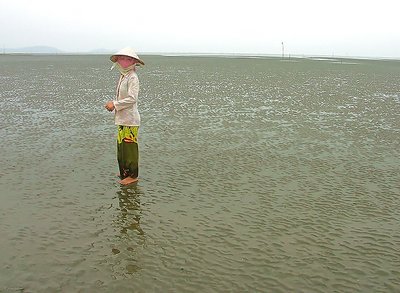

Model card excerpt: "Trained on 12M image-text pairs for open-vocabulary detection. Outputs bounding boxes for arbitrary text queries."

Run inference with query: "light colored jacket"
[113,71,140,126]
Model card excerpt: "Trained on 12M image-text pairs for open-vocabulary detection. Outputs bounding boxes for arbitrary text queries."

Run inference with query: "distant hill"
[2,46,116,54]
[4,46,63,54]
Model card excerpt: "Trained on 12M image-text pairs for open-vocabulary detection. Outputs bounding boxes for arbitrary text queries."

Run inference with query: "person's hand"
[105,101,115,112]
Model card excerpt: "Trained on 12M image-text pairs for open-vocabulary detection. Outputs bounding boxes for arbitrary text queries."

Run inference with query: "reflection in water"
[116,185,145,237]
[112,184,145,275]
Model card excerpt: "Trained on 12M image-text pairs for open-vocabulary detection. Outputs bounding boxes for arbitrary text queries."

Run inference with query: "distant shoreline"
[1,52,399,62]
[2,45,399,60]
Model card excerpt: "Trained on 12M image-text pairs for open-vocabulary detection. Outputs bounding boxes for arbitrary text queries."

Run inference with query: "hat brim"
[110,55,145,66]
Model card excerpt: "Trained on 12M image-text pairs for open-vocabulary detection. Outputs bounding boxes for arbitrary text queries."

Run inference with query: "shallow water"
[0,54,399,292]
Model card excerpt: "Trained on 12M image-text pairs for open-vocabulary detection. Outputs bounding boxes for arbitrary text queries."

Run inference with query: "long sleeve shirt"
[113,70,140,126]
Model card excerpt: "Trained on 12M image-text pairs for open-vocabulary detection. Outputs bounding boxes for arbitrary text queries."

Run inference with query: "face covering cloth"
[111,62,135,75]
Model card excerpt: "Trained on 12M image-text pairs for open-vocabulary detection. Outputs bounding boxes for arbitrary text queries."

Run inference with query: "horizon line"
[1,51,400,61]
[2,45,400,60]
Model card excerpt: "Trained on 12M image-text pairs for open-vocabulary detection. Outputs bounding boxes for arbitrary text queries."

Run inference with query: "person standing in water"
[105,47,145,185]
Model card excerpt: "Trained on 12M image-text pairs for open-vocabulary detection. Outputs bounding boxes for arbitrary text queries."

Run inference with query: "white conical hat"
[110,47,145,65]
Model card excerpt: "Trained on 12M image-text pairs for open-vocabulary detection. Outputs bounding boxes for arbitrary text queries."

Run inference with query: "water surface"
[0,55,399,292]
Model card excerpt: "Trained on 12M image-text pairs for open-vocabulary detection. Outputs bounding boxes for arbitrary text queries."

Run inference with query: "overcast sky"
[1,0,399,58]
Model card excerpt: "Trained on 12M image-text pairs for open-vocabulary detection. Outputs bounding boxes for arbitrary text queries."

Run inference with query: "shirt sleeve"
[113,74,139,111]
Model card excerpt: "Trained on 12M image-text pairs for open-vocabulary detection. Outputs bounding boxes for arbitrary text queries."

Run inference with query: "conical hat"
[110,47,145,65]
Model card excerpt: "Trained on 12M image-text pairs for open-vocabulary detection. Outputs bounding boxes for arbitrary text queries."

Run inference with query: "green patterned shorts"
[117,126,139,179]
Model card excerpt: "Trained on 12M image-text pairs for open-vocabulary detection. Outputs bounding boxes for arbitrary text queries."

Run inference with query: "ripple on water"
[0,55,399,292]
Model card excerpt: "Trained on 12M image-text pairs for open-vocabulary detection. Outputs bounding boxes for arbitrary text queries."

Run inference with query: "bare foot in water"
[119,176,138,185]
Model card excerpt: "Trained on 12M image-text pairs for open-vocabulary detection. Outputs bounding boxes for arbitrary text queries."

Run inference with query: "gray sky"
[1,0,399,58]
